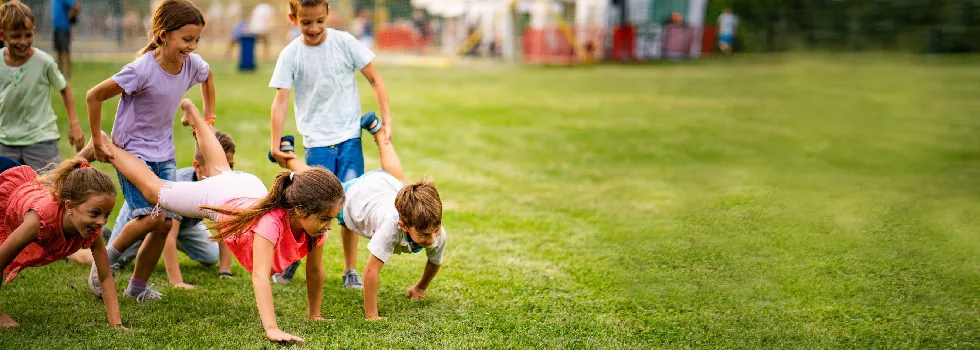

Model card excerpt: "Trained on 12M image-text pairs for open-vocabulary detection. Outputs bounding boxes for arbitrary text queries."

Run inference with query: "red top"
[0,166,97,283]
[223,204,326,274]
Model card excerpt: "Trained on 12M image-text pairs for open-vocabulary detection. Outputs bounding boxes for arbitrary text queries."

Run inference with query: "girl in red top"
[85,99,343,342]
[0,157,122,328]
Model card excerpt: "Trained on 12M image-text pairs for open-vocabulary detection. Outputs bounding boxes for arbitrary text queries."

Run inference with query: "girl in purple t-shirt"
[82,0,216,302]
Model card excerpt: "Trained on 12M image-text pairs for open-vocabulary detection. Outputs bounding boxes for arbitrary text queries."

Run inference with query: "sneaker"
[360,111,382,135]
[342,269,363,290]
[272,273,291,284]
[125,283,164,302]
[267,136,295,163]
[88,261,120,298]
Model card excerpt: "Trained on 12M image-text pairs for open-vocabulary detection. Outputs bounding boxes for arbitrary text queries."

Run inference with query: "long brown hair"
[37,158,116,206]
[206,168,343,241]
[138,0,205,57]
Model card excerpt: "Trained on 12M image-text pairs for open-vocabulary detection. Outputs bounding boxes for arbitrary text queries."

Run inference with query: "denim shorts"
[306,137,364,183]
[117,158,179,219]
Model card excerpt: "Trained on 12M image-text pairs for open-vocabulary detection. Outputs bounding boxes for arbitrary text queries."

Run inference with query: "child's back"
[341,171,402,238]
[342,171,446,264]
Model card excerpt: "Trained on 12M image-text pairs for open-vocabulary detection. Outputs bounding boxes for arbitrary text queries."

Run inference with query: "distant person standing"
[51,0,80,78]
[351,8,374,48]
[248,2,277,60]
[717,8,738,55]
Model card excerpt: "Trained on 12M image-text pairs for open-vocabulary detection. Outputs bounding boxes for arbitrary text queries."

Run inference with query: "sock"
[106,245,122,264]
[125,278,147,295]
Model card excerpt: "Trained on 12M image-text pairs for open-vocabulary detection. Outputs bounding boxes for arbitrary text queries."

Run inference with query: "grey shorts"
[0,139,63,172]
[53,29,71,53]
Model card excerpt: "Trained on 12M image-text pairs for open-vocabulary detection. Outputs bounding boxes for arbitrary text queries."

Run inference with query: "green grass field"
[0,54,979,348]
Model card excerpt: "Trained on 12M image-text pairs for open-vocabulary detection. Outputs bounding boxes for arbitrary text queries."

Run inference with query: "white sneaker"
[125,283,164,302]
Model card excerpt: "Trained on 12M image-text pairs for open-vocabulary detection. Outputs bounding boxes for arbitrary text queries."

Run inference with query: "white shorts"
[157,171,268,222]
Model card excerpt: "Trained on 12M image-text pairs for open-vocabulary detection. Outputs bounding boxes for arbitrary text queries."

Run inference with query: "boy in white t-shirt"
[276,114,446,320]
[269,0,395,288]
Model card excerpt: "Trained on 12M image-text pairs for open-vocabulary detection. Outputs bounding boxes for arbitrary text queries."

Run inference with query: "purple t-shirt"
[110,52,210,162]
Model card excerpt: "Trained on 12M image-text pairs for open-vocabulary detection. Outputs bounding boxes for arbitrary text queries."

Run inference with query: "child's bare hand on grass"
[406,285,426,300]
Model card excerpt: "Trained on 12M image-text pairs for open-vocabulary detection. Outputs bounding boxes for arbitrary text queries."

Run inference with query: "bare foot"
[0,313,20,328]
[172,282,196,289]
[66,249,94,266]
[180,99,197,127]
[77,136,98,161]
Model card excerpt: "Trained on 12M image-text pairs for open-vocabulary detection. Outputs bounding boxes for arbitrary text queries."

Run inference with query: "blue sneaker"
[267,135,295,163]
[361,111,382,135]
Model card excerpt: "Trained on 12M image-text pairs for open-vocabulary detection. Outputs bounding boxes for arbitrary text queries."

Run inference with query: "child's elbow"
[85,89,101,103]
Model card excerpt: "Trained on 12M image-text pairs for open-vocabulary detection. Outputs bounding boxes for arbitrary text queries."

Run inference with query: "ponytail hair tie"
[289,172,295,181]
[79,162,91,168]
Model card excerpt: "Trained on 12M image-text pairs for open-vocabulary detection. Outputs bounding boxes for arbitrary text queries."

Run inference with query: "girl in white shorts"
[83,99,346,343]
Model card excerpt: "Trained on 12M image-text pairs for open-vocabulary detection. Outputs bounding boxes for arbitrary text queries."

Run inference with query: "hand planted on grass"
[266,328,304,343]
[406,285,426,300]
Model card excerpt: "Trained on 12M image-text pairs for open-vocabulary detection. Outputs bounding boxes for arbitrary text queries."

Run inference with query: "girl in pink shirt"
[0,157,122,329]
[83,99,343,343]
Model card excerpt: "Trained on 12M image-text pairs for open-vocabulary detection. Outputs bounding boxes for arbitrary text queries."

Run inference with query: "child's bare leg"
[129,220,172,283]
[99,134,165,205]
[372,131,404,182]
[180,99,230,176]
[110,214,166,253]
[76,136,98,161]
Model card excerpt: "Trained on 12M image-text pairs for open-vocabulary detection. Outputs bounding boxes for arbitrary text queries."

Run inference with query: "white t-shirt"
[248,3,276,35]
[343,171,446,265]
[269,29,376,147]
[718,13,738,36]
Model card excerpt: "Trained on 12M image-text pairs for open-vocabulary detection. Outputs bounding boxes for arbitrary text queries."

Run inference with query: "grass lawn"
[0,54,979,348]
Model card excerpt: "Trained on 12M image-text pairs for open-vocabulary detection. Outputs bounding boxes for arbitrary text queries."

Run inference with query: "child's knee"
[134,214,168,230]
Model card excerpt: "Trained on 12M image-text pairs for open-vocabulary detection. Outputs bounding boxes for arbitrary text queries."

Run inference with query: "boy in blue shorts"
[277,114,447,320]
[269,0,393,288]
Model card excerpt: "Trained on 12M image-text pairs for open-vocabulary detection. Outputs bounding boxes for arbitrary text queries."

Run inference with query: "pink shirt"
[0,166,96,283]
[223,206,326,274]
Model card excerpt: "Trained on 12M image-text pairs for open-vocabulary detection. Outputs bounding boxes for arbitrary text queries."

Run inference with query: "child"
[106,130,237,287]
[84,0,215,301]
[85,99,343,342]
[50,0,79,77]
[269,0,394,289]
[0,155,122,328]
[277,113,446,321]
[0,1,85,170]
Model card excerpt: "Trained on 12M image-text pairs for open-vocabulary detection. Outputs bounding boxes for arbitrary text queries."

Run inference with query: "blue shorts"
[306,137,364,183]
[336,170,386,227]
[0,156,21,174]
[719,34,735,46]
[117,159,180,219]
